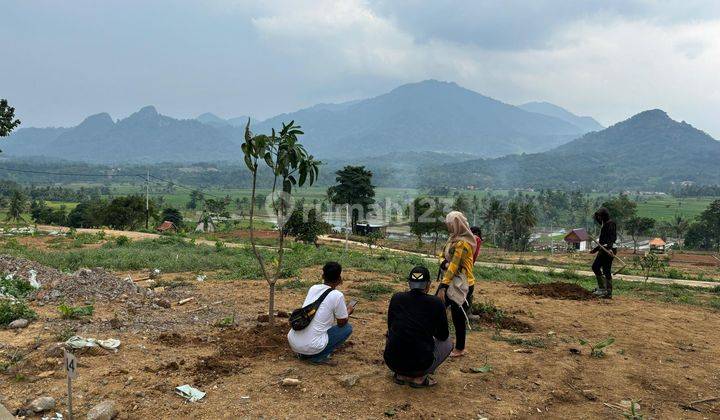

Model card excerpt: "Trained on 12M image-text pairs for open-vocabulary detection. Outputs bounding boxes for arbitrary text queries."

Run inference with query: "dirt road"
[318,235,720,289]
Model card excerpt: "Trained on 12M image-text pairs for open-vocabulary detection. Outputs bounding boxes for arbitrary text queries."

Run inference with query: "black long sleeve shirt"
[384,290,449,376]
[593,220,617,252]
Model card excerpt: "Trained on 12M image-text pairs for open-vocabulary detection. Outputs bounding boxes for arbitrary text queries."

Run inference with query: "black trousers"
[446,285,474,350]
[591,249,615,281]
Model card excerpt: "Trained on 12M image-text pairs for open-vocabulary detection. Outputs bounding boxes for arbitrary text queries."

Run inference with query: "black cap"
[408,266,430,289]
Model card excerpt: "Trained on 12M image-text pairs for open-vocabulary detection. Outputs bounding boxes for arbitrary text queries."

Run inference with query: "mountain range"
[424,109,720,190]
[2,80,600,163]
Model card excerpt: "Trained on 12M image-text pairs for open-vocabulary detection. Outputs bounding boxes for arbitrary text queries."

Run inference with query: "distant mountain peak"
[126,105,159,119]
[519,101,604,132]
[390,79,463,94]
[628,109,670,122]
[79,112,113,126]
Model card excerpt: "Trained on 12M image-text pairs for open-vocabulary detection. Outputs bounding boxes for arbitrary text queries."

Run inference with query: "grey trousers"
[423,337,454,375]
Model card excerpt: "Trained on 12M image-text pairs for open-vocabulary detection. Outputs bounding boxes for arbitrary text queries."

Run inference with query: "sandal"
[393,373,407,385]
[409,376,437,388]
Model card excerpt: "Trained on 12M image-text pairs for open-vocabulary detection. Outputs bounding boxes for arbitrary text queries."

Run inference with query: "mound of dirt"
[524,282,596,300]
[0,255,146,303]
[40,267,145,303]
[193,324,289,385]
[0,254,65,284]
[473,311,533,333]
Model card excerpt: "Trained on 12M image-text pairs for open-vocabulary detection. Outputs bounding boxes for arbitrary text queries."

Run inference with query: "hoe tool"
[588,234,628,275]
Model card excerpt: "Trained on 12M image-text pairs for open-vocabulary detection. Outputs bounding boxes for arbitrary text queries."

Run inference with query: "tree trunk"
[248,169,269,281]
[268,280,276,327]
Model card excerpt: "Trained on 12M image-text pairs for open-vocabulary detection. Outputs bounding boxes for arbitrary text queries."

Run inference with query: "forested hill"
[426,109,720,190]
[254,80,590,158]
[2,80,595,163]
[3,106,240,163]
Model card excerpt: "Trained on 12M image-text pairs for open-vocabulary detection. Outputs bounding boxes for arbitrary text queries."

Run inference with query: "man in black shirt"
[590,207,617,299]
[384,266,453,387]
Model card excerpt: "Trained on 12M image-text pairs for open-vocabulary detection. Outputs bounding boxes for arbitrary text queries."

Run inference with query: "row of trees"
[25,195,183,231]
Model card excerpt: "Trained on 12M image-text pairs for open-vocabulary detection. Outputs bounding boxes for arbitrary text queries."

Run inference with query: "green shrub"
[0,275,34,299]
[0,300,37,326]
[353,282,395,300]
[115,235,131,246]
[58,303,94,319]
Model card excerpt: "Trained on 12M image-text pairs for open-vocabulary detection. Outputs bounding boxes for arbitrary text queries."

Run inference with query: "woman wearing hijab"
[437,211,477,357]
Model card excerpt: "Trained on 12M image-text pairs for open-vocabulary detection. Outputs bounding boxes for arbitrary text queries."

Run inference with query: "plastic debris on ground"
[175,385,206,402]
[196,274,206,282]
[28,269,40,289]
[65,336,121,352]
[41,413,64,420]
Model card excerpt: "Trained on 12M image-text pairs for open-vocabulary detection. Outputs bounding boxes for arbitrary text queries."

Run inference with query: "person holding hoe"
[590,207,617,299]
[437,211,477,357]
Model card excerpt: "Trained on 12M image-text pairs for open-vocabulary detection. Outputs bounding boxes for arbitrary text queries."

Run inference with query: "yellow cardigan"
[441,240,476,287]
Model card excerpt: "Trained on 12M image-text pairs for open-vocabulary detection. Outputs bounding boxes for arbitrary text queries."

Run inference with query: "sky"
[3,0,720,137]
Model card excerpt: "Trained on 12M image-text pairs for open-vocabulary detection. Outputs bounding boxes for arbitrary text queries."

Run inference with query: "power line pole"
[145,168,149,230]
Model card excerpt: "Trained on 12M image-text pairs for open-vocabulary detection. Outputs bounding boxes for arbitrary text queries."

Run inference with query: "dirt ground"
[2,266,720,419]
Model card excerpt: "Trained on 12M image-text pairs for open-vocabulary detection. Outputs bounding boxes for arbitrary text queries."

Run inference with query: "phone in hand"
[348,299,358,308]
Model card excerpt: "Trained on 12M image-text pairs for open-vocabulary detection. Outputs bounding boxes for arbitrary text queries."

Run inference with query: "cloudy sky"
[3,0,720,137]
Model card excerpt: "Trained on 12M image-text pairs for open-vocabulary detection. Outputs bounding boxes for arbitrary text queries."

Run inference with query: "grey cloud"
[368,0,720,50]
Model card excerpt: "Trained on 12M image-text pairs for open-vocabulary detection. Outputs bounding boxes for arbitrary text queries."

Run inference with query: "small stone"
[38,370,55,379]
[8,318,29,329]
[155,298,171,309]
[281,378,301,387]
[30,396,55,413]
[581,389,597,401]
[87,400,118,420]
[338,373,360,388]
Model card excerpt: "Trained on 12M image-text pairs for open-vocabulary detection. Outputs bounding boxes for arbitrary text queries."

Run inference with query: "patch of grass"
[709,297,720,310]
[57,303,94,319]
[492,333,546,348]
[0,300,37,326]
[0,274,34,299]
[353,282,395,300]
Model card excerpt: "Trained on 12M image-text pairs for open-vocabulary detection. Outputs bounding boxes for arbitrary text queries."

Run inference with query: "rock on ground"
[281,378,301,386]
[29,396,55,413]
[8,318,29,329]
[339,373,361,388]
[86,400,118,420]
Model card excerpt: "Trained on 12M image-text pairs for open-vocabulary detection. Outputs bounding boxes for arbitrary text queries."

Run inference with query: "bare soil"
[2,264,720,419]
[524,282,598,301]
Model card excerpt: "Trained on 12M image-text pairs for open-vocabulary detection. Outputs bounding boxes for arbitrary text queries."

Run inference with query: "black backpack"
[289,288,334,331]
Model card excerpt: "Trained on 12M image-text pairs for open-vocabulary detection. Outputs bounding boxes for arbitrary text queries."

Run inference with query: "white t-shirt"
[287,284,348,355]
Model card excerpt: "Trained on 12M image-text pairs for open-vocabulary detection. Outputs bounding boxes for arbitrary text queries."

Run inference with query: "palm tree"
[481,197,503,245]
[666,214,689,247]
